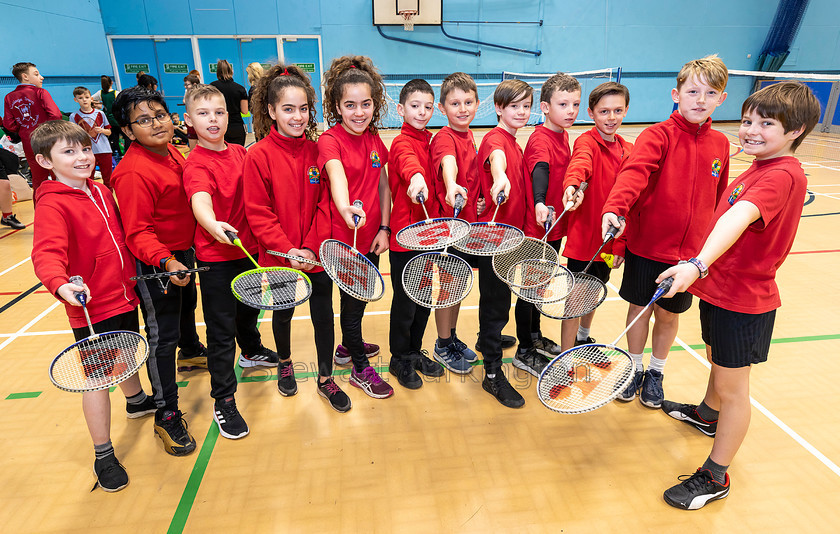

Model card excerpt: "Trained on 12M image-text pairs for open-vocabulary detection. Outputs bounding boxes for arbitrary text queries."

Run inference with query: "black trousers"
[476,255,510,374]
[225,123,246,146]
[389,250,431,359]
[197,257,262,400]
[272,270,335,377]
[339,252,380,372]
[135,249,202,412]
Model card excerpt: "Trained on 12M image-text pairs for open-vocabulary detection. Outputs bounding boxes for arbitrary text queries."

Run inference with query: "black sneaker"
[662,401,718,437]
[532,335,562,358]
[512,346,547,377]
[408,349,445,377]
[317,378,352,412]
[482,370,525,408]
[213,397,249,439]
[153,410,197,456]
[126,395,157,419]
[389,355,422,389]
[240,345,280,368]
[663,468,730,510]
[474,334,517,353]
[276,360,298,396]
[575,336,596,346]
[93,453,129,492]
[617,370,644,402]
[177,342,207,371]
[640,369,664,408]
[1,214,25,230]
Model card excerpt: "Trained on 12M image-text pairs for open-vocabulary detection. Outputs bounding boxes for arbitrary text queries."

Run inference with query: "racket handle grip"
[352,199,363,226]
[453,193,465,217]
[224,230,239,245]
[496,191,506,205]
[417,192,425,204]
[578,182,589,194]
[545,206,555,232]
[652,276,675,301]
[604,215,625,242]
[68,275,86,305]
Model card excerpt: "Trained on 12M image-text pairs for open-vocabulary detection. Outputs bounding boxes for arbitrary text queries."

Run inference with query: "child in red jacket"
[31,120,156,492]
[244,64,352,412]
[602,55,730,409]
[387,79,446,389]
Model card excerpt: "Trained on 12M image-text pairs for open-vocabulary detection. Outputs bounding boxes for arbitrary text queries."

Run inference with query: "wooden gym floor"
[1,123,838,533]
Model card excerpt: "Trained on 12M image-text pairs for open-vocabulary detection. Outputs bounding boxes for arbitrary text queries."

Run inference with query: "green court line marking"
[176,381,189,388]
[5,391,40,400]
[167,422,220,534]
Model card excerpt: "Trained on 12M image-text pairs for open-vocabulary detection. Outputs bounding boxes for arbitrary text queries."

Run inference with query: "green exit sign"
[124,63,149,74]
[209,63,218,73]
[164,63,189,74]
[295,63,315,73]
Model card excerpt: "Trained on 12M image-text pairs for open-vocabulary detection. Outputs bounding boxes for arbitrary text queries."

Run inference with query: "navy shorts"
[699,300,775,368]
[566,257,611,284]
[619,250,692,314]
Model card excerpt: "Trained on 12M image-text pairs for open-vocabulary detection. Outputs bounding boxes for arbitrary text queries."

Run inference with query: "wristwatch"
[685,257,709,279]
[379,225,392,235]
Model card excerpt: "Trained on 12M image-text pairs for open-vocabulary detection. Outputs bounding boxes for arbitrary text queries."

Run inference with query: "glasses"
[130,112,172,128]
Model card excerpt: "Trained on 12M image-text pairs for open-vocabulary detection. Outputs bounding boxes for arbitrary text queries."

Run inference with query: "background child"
[657,81,820,510]
[319,55,393,399]
[30,120,156,492]
[428,72,482,375]
[245,64,351,412]
[183,83,278,439]
[111,86,203,456]
[561,82,633,351]
[473,79,534,408]
[387,78,446,389]
[3,62,62,193]
[602,55,730,409]
[0,133,25,229]
[69,86,113,189]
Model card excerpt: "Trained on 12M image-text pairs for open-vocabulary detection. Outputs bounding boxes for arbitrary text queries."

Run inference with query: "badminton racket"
[401,195,473,308]
[49,276,149,393]
[452,192,525,256]
[130,267,208,280]
[224,230,313,310]
[537,277,673,414]
[395,192,471,251]
[536,217,624,320]
[318,200,386,302]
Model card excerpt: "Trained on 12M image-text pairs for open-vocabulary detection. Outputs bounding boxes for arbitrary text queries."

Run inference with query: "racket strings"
[511,269,574,304]
[51,332,147,391]
[453,223,524,256]
[537,345,634,414]
[232,269,311,310]
[403,253,473,308]
[492,237,557,281]
[320,241,385,301]
[537,272,608,319]
[396,219,471,250]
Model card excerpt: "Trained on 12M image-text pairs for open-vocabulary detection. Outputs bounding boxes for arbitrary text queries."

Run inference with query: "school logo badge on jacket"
[308,166,320,184]
[728,183,745,205]
[370,150,381,168]
[711,158,722,178]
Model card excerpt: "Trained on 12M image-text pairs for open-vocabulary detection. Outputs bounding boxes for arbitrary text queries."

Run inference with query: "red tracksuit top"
[244,125,330,271]
[563,127,633,261]
[476,127,534,233]
[524,124,572,241]
[32,179,138,329]
[601,111,730,264]
[389,123,438,253]
[3,84,62,145]
[317,125,389,253]
[183,143,257,262]
[111,143,197,266]
[691,156,807,314]
[429,125,479,222]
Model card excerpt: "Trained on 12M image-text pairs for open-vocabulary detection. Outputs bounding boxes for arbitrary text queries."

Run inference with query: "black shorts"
[619,249,692,314]
[566,257,611,284]
[0,148,19,180]
[699,300,775,368]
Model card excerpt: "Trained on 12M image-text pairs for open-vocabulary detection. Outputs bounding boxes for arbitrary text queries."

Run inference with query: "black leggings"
[339,252,380,372]
[272,270,335,377]
[515,298,542,349]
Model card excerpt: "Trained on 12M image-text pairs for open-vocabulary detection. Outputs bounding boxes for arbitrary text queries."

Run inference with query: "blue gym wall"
[4,1,840,122]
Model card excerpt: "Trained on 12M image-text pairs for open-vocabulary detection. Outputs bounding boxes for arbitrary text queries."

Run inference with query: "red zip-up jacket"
[601,111,730,263]
[32,179,138,329]
[111,143,197,266]
[243,125,330,270]
[563,127,633,261]
[3,84,62,145]
[389,123,438,253]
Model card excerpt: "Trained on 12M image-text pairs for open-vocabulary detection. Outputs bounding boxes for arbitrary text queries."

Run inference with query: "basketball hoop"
[399,10,417,31]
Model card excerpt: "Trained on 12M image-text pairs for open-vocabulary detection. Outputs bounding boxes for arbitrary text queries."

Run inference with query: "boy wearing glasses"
[111,87,203,457]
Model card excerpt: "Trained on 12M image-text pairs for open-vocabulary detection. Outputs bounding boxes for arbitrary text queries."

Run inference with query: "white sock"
[630,352,644,372]
[577,325,591,341]
[649,355,667,373]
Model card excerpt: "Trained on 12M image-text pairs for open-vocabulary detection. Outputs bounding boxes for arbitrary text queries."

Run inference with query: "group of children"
[24,53,820,511]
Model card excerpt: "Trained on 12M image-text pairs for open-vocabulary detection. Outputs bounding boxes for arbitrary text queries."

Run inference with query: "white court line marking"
[604,281,840,478]
[0,302,61,352]
[810,192,840,201]
[0,257,31,278]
